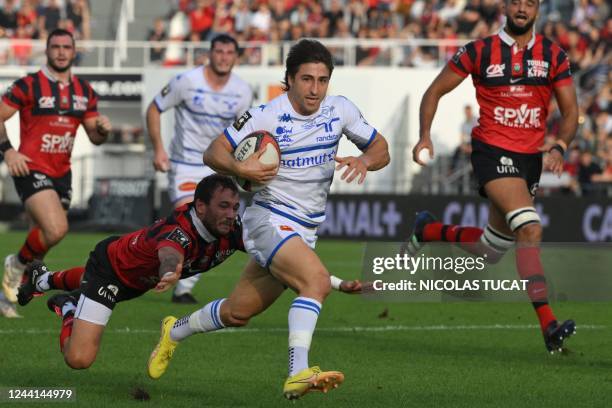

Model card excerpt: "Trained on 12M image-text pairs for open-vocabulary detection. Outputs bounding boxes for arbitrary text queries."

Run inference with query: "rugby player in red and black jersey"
[0,29,112,318]
[407,0,578,353]
[17,175,364,369]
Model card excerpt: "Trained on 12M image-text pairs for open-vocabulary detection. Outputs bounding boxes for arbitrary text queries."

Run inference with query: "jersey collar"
[190,207,217,242]
[41,64,73,85]
[498,26,536,52]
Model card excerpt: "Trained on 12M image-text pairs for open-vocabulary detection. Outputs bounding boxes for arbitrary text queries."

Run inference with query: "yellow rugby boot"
[283,366,344,400]
[147,316,178,379]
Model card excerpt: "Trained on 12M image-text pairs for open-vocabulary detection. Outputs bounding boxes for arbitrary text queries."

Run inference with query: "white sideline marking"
[0,324,604,335]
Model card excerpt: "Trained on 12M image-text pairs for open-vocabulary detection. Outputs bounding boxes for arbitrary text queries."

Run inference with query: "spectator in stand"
[11,25,33,65]
[39,0,62,35]
[66,0,91,40]
[147,17,167,63]
[190,0,215,40]
[324,0,344,37]
[0,0,18,35]
[578,150,603,195]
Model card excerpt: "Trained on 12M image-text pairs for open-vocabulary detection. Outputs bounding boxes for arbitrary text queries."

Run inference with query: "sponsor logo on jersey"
[279,225,294,231]
[32,172,53,189]
[40,132,75,153]
[452,46,466,63]
[493,104,541,128]
[527,60,549,78]
[178,182,197,192]
[38,96,55,109]
[280,150,336,168]
[161,83,171,97]
[500,85,533,98]
[278,113,293,123]
[73,95,88,111]
[496,156,519,174]
[275,126,293,145]
[97,284,119,303]
[486,64,505,78]
[232,111,252,131]
[167,227,191,249]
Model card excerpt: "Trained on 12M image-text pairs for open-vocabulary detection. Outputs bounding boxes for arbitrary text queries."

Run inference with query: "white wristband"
[330,275,343,291]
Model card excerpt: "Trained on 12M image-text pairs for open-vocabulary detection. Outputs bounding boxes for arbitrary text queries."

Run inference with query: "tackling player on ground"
[146,34,253,305]
[408,0,578,353]
[147,39,390,399]
[17,175,363,369]
[0,29,111,318]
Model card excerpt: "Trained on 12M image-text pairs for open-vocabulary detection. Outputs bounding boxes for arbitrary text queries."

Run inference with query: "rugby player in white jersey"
[147,39,390,399]
[146,34,253,304]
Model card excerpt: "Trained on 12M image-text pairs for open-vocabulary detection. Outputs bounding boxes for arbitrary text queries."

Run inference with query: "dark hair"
[194,174,238,204]
[46,29,75,49]
[282,39,334,91]
[210,33,239,52]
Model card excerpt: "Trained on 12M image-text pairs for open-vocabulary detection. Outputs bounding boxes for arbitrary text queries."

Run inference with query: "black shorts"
[470,139,542,198]
[13,170,72,210]
[80,236,146,310]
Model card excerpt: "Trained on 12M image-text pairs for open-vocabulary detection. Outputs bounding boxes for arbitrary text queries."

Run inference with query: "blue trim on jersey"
[306,211,326,219]
[254,201,319,228]
[282,140,339,155]
[359,129,378,151]
[266,233,300,267]
[292,298,321,314]
[169,159,205,167]
[181,103,235,120]
[183,146,204,154]
[153,98,164,113]
[224,129,237,149]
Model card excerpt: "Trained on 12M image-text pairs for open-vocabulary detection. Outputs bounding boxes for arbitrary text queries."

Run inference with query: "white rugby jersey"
[154,67,252,164]
[224,93,377,227]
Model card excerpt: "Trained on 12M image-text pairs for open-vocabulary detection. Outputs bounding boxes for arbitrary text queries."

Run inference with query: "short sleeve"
[155,226,191,254]
[340,96,377,151]
[83,83,99,119]
[1,77,30,109]
[551,47,573,88]
[154,74,187,112]
[447,42,476,78]
[223,107,267,150]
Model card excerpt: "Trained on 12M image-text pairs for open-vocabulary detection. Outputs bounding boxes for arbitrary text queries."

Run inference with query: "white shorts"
[242,204,318,268]
[74,295,113,326]
[168,161,216,204]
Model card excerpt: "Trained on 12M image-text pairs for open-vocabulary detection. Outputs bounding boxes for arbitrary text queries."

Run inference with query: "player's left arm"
[331,275,372,295]
[335,134,390,184]
[83,115,112,145]
[155,246,184,292]
[544,84,578,176]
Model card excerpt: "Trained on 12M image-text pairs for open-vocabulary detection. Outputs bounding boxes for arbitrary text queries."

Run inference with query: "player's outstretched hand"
[95,115,112,137]
[4,149,32,177]
[412,138,434,166]
[339,279,374,294]
[539,145,564,177]
[237,150,278,184]
[153,148,170,172]
[155,264,181,292]
[335,156,368,184]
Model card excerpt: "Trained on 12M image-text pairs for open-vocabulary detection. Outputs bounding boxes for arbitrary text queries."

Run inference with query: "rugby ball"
[233,131,281,192]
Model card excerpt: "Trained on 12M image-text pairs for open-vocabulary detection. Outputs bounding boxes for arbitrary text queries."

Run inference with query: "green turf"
[0,232,610,407]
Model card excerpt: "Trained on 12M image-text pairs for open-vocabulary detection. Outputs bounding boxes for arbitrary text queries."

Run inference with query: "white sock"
[36,272,51,291]
[288,297,321,376]
[61,302,76,317]
[174,274,201,296]
[170,298,226,342]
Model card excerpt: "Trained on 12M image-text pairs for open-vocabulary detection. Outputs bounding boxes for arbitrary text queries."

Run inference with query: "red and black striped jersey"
[107,204,245,291]
[448,30,573,153]
[1,66,99,178]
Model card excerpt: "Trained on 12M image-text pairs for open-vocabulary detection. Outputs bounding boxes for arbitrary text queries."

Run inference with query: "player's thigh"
[226,258,285,320]
[268,236,330,297]
[484,177,533,215]
[24,189,68,237]
[64,317,105,365]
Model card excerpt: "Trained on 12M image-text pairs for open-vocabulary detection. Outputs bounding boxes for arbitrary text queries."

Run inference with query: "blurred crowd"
[0,0,90,65]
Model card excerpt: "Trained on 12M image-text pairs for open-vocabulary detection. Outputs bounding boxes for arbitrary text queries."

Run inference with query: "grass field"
[0,232,610,407]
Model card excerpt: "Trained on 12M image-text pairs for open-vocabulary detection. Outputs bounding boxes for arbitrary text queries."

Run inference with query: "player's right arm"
[155,246,184,292]
[0,100,31,177]
[414,65,466,166]
[146,101,169,172]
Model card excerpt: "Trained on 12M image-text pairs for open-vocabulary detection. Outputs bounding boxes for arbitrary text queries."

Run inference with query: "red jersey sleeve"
[447,41,476,78]
[155,226,191,255]
[551,45,573,88]
[83,82,99,119]
[1,77,30,110]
